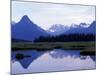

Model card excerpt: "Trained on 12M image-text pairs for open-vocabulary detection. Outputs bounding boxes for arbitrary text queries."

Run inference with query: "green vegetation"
[12,41,95,50]
[80,47,95,56]
[12,41,96,56]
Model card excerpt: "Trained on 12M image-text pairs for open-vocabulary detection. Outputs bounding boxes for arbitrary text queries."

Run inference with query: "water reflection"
[49,49,80,58]
[49,49,96,61]
[12,50,44,68]
[12,49,96,74]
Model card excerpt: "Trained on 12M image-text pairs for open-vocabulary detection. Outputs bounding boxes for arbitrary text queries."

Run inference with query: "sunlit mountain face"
[47,21,95,35]
[47,24,69,35]
[63,21,96,35]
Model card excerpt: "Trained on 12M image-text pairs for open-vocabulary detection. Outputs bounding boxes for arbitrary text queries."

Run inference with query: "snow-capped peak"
[48,24,69,32]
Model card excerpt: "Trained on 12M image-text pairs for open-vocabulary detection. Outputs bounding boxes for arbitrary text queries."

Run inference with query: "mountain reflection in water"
[11,49,96,74]
[12,50,44,68]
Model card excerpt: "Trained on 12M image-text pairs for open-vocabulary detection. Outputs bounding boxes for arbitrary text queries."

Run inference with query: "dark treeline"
[34,34,96,42]
[12,38,31,42]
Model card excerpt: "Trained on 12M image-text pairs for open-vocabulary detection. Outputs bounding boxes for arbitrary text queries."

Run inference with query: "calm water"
[11,49,96,74]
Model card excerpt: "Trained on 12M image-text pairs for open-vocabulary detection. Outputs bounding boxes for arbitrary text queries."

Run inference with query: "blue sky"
[12,1,95,30]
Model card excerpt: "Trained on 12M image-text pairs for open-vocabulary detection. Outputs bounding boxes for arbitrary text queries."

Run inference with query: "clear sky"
[12,1,95,30]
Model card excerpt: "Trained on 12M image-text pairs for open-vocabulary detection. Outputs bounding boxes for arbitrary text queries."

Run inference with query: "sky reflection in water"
[11,49,96,74]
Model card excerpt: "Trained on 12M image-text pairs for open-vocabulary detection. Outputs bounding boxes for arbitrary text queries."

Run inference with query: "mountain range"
[47,24,69,35]
[63,21,96,35]
[11,15,49,41]
[11,15,96,41]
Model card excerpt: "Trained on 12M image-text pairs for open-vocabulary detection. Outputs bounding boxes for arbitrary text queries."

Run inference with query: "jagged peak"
[19,15,34,24]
